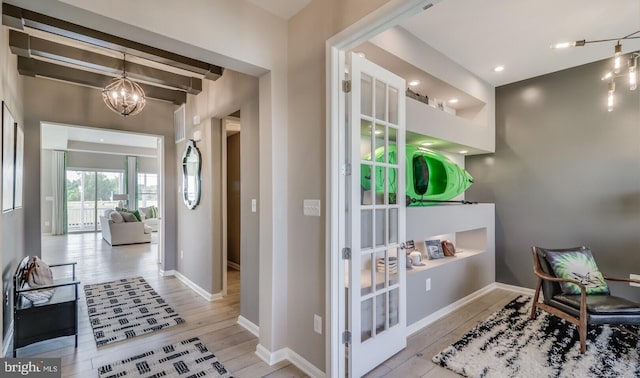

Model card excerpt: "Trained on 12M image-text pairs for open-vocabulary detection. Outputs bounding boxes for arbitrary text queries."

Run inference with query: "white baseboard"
[237,315,259,337]
[174,270,223,301]
[159,269,176,277]
[406,283,496,336]
[286,348,325,378]
[406,282,537,337]
[255,345,325,378]
[227,261,241,271]
[494,282,535,296]
[2,322,13,357]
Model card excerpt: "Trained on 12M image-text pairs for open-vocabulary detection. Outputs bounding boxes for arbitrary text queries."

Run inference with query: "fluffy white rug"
[433,296,640,378]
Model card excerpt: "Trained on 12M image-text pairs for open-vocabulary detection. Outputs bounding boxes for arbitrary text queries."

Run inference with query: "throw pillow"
[120,211,138,222]
[150,206,158,218]
[139,206,152,219]
[127,210,142,222]
[109,211,125,223]
[545,248,609,295]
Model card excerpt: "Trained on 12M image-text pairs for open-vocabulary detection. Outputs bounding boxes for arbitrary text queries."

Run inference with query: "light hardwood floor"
[10,232,307,378]
[11,233,518,378]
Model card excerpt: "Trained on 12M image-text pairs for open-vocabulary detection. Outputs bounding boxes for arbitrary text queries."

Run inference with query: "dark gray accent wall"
[467,58,640,301]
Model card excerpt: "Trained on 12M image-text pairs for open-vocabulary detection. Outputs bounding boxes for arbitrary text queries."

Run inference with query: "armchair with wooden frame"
[530,246,640,354]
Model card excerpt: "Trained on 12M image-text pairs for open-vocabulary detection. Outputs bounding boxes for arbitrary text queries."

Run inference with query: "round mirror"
[182,140,201,209]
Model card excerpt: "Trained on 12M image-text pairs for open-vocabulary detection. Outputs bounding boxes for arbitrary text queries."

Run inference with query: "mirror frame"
[182,139,201,209]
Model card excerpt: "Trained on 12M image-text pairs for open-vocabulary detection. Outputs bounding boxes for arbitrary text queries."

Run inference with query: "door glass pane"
[360,120,373,161]
[375,209,386,247]
[389,86,399,125]
[361,164,373,206]
[360,252,373,296]
[388,168,397,205]
[388,127,397,161]
[376,292,387,335]
[98,171,125,230]
[361,298,373,342]
[361,210,372,249]
[374,124,385,158]
[389,288,399,328]
[388,248,399,286]
[374,167,385,205]
[389,208,398,243]
[375,80,387,121]
[375,250,386,291]
[361,74,373,117]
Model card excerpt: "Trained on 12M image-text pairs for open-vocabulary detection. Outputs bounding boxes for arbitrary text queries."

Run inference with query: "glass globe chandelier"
[102,54,146,117]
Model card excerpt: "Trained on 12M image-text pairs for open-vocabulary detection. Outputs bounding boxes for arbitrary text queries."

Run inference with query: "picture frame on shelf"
[425,239,444,260]
[2,101,15,213]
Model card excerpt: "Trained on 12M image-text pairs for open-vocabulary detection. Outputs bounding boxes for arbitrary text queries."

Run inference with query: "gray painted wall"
[467,58,640,301]
[1,15,25,342]
[227,133,241,265]
[22,76,178,274]
[179,70,259,300]
[240,97,260,324]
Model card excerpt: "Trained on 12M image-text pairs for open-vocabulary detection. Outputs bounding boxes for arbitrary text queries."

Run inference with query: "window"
[137,173,158,208]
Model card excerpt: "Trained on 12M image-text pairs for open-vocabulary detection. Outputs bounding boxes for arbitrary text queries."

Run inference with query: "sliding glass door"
[66,170,124,232]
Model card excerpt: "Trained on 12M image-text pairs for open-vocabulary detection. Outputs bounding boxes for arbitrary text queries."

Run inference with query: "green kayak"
[361,145,473,206]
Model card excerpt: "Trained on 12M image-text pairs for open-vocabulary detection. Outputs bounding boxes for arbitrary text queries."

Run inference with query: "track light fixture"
[551,31,639,111]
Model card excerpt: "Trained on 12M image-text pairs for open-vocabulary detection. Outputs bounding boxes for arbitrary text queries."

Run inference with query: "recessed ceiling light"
[493,66,505,72]
[421,142,433,146]
[408,80,420,87]
[99,138,105,142]
[459,150,469,154]
[356,52,366,58]
[448,98,459,104]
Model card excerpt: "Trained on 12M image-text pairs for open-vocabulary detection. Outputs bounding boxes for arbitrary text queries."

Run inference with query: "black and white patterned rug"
[98,337,233,378]
[433,295,640,377]
[85,277,185,347]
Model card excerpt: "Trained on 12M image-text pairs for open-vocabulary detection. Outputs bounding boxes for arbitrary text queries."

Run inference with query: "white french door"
[347,52,406,377]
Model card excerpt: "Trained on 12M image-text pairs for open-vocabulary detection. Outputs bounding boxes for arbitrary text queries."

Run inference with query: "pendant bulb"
[613,43,622,74]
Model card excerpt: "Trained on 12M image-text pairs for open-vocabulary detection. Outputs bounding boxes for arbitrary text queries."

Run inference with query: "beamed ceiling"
[1,3,225,105]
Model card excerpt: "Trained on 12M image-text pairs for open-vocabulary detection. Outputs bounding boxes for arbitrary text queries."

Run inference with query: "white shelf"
[407,248,484,274]
[407,97,494,154]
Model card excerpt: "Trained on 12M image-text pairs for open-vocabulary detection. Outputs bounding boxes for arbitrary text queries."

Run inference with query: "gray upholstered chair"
[530,246,640,353]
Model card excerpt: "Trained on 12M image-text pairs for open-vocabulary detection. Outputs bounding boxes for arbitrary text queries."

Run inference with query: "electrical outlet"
[426,278,431,292]
[314,314,322,334]
[180,250,184,259]
[630,274,640,287]
[45,221,50,227]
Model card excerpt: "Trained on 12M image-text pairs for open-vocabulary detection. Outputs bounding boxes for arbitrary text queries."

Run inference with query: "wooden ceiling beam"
[3,3,223,80]
[17,57,187,105]
[9,30,202,94]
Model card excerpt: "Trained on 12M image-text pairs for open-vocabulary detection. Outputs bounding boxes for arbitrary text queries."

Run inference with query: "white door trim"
[325,1,438,376]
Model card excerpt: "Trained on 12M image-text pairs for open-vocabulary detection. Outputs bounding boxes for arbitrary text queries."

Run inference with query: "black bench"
[13,256,79,357]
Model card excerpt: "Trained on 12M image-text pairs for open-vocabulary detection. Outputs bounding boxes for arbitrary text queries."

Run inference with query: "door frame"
[325,1,436,376]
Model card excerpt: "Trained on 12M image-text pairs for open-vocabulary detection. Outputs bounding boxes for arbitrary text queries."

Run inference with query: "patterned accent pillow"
[545,248,609,295]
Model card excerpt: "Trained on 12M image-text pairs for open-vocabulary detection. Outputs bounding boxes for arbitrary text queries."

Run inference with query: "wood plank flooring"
[8,233,519,377]
[9,233,307,378]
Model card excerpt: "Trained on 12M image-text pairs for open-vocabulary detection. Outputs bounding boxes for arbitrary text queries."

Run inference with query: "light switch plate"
[303,200,321,216]
[314,314,322,334]
[251,199,257,213]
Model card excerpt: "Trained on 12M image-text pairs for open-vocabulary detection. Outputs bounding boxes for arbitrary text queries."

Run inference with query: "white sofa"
[100,210,152,246]
[139,206,160,232]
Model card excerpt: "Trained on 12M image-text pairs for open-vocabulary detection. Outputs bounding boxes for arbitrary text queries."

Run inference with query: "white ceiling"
[245,0,311,19]
[41,123,159,151]
[401,0,640,86]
